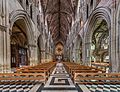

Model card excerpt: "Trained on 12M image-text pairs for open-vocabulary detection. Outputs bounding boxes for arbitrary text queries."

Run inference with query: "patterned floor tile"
[82,84,120,92]
[40,63,79,92]
[0,80,41,92]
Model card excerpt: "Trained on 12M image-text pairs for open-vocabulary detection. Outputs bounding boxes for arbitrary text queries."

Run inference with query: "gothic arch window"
[30,5,32,19]
[26,0,29,6]
[37,14,40,25]
[90,0,93,10]
[90,0,93,6]
[26,0,29,10]
[80,17,83,28]
[86,4,89,18]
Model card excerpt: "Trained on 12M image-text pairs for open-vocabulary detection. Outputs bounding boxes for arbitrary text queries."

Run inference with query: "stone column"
[0,26,5,72]
[82,40,85,64]
[0,0,10,73]
[116,0,120,73]
[5,0,11,73]
[72,44,75,61]
[110,3,117,72]
[34,45,39,64]
[3,28,11,73]
[68,47,70,62]
[83,41,91,66]
[40,38,46,63]
[70,46,72,62]
[76,49,80,64]
[41,49,46,63]
[46,39,49,62]
[29,45,38,66]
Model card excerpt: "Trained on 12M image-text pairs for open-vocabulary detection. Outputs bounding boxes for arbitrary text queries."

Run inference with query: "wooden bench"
[17,62,56,71]
[63,62,105,79]
[74,73,120,84]
[0,73,46,83]
[0,62,57,85]
[16,62,56,81]
[91,62,110,71]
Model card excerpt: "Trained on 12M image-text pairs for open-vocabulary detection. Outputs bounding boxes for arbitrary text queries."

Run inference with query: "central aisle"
[40,62,80,92]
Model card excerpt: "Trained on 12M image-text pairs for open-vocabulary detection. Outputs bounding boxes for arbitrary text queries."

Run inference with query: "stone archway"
[9,10,35,68]
[9,10,34,45]
[84,7,111,68]
[91,19,109,63]
[11,19,29,67]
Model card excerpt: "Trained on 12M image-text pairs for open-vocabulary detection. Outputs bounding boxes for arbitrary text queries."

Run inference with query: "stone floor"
[0,80,42,92]
[39,62,79,92]
[1,63,120,92]
[38,62,120,92]
[83,83,120,92]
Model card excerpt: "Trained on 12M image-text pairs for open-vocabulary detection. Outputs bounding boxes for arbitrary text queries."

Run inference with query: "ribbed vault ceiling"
[40,0,78,43]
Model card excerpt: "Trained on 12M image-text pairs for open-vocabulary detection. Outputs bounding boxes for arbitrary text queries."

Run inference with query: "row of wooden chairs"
[74,73,120,84]
[63,62,120,84]
[0,73,45,82]
[0,61,56,83]
[63,62,105,79]
[91,62,110,71]
[16,61,56,80]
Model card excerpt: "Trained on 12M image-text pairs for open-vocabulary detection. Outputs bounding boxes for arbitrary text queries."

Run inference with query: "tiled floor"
[1,63,120,92]
[83,83,120,92]
[0,80,42,92]
[40,62,79,92]
[39,63,120,92]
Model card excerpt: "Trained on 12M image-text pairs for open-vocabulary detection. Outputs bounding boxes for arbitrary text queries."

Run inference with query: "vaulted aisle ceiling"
[40,0,78,43]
